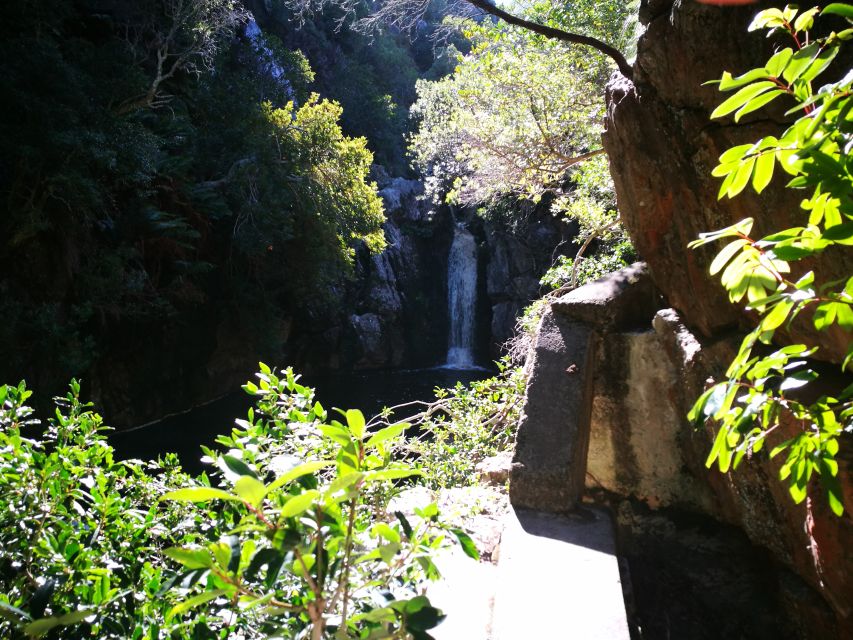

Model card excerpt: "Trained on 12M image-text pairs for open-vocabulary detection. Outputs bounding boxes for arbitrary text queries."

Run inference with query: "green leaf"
[0,601,31,623]
[265,460,334,495]
[822,223,853,245]
[725,156,757,198]
[711,81,777,120]
[164,547,213,570]
[836,303,853,330]
[749,8,786,31]
[818,458,845,516]
[166,589,226,622]
[280,490,320,518]
[160,487,239,503]
[395,511,414,540]
[783,43,818,84]
[823,4,853,21]
[801,44,840,82]
[363,468,422,483]
[221,455,258,480]
[24,609,94,637]
[320,423,353,448]
[794,8,820,34]
[761,299,794,331]
[373,522,401,543]
[451,528,480,560]
[752,151,776,193]
[718,68,772,91]
[345,409,366,439]
[765,48,793,77]
[709,239,748,276]
[234,476,267,507]
[735,89,784,122]
[365,423,408,448]
[706,424,730,470]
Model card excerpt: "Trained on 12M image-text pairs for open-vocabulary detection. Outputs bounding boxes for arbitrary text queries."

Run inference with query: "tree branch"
[464,0,633,79]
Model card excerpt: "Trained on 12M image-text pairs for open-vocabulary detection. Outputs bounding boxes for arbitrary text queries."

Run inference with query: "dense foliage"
[260,0,459,175]
[0,0,454,403]
[0,368,476,638]
[408,1,635,288]
[689,4,853,516]
[405,360,525,488]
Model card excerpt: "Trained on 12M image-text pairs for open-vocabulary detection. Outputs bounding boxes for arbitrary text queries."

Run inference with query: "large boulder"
[603,0,852,361]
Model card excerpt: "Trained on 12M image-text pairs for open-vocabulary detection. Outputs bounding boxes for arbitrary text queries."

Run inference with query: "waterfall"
[446,225,478,368]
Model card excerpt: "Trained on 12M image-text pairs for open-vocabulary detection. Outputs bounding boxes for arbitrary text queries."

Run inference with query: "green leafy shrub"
[688,4,853,516]
[162,364,460,639]
[407,361,526,489]
[0,381,192,638]
[540,240,636,292]
[0,368,472,638]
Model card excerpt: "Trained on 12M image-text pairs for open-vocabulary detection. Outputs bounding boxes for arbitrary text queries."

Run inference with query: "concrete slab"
[491,506,630,640]
[429,546,497,640]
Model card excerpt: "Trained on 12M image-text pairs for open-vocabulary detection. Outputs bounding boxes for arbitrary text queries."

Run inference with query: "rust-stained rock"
[602,0,853,361]
[475,451,514,486]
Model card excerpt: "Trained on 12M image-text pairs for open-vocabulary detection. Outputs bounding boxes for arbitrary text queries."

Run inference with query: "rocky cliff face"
[603,0,852,360]
[514,0,853,629]
[482,205,575,356]
[337,176,453,370]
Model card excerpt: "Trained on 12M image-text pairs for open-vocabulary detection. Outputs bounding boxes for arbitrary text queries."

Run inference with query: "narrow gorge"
[1,0,851,638]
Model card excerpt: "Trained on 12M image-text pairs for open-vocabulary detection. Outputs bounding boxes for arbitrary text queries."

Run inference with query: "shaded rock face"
[298,176,453,371]
[603,0,852,360]
[514,265,851,633]
[613,500,830,640]
[481,204,577,354]
[95,176,452,426]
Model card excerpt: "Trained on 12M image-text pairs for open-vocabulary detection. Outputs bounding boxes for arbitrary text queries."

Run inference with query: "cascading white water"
[446,225,478,368]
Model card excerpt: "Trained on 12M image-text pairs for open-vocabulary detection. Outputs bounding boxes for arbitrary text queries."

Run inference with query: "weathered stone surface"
[377,177,422,214]
[476,451,514,486]
[582,306,853,631]
[510,307,596,512]
[490,301,520,350]
[587,329,714,512]
[552,262,660,330]
[603,0,853,361]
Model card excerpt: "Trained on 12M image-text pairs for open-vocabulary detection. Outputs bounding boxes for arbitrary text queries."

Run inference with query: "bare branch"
[462,0,632,78]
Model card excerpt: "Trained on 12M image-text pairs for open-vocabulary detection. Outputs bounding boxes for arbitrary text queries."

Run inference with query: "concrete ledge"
[551,262,660,331]
[491,506,630,640]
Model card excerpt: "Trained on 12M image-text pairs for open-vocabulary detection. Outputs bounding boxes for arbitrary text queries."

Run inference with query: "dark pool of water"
[109,366,493,474]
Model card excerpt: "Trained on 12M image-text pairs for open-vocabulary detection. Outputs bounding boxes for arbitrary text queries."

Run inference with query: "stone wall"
[510,264,852,634]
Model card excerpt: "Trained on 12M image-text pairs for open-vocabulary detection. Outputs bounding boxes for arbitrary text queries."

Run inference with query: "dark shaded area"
[110,366,492,473]
[607,498,836,640]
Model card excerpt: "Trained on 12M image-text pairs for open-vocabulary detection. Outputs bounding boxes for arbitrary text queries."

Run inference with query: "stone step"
[429,546,498,639]
[490,506,630,640]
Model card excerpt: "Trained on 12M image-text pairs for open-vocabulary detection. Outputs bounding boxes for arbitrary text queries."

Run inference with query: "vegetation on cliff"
[0,0,447,405]
[689,4,853,517]
[0,371,485,638]
[407,0,636,289]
